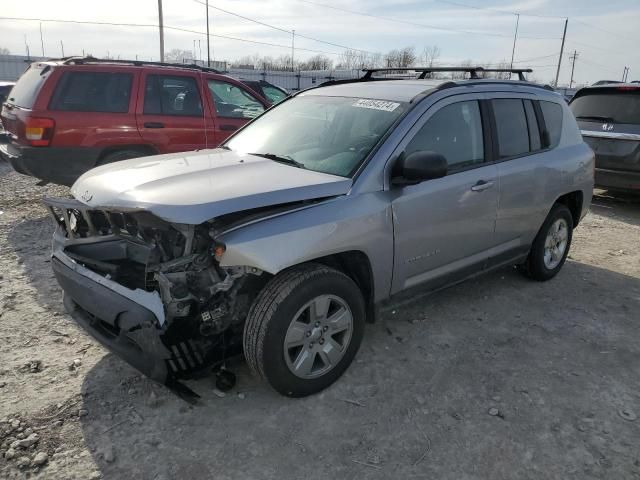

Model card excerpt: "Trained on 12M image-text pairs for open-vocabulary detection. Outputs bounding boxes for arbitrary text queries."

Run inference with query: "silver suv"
[44,67,594,399]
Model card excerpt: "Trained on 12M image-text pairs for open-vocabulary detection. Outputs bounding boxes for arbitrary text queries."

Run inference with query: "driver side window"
[208,79,265,119]
[405,101,484,172]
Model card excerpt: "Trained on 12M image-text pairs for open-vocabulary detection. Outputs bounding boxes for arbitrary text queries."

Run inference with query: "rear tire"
[96,149,147,167]
[243,263,365,397]
[519,203,573,281]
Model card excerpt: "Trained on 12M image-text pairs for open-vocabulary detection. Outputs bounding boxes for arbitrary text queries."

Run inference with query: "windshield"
[226,95,408,177]
[570,89,640,125]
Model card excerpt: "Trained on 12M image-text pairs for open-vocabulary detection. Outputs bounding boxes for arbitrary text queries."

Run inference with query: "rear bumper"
[595,167,640,193]
[0,142,100,186]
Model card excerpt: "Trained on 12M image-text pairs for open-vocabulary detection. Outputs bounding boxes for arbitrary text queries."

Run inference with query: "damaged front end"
[43,197,263,399]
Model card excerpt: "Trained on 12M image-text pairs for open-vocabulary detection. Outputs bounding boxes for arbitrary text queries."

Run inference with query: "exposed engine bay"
[43,197,270,398]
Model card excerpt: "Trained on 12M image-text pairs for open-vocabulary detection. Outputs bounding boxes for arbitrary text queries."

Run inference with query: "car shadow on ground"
[591,190,640,227]
[74,261,640,480]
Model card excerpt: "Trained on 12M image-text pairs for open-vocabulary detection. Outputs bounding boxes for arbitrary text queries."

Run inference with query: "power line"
[0,15,343,57]
[512,53,561,64]
[433,0,567,20]
[297,0,559,40]
[571,19,637,43]
[193,0,375,55]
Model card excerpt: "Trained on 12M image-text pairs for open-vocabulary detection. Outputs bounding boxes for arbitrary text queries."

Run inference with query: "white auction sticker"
[352,99,400,112]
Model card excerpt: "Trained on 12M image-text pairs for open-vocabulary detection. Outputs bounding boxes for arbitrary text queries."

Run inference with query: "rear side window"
[50,71,132,113]
[6,65,50,109]
[144,75,203,117]
[540,101,563,148]
[493,99,529,158]
[406,100,484,171]
[570,89,640,125]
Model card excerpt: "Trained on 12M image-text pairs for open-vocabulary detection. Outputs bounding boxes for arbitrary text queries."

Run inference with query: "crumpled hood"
[71,149,352,224]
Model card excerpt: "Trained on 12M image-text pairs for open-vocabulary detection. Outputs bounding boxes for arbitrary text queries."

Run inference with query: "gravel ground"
[1,159,639,480]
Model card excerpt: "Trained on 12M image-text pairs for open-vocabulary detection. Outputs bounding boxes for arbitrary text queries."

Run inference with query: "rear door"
[570,86,640,177]
[137,72,206,153]
[491,96,561,260]
[390,95,499,293]
[204,77,267,145]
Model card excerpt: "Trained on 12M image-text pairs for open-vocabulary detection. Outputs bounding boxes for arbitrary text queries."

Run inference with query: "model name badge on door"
[406,249,441,263]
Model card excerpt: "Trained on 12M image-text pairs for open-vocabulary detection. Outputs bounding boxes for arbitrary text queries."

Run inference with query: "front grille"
[44,197,145,240]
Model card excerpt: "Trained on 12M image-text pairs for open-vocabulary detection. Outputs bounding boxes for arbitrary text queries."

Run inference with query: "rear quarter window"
[49,71,133,113]
[540,101,563,148]
[6,65,50,109]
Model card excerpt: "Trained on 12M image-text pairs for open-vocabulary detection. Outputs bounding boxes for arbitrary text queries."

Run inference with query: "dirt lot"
[0,159,639,480]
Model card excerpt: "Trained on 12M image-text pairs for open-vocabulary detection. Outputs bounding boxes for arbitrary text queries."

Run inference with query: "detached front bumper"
[53,256,171,384]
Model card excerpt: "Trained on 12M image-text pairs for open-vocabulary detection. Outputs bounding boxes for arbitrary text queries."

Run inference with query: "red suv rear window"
[6,64,50,109]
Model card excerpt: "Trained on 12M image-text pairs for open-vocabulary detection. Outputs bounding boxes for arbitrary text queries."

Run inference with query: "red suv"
[0,57,270,185]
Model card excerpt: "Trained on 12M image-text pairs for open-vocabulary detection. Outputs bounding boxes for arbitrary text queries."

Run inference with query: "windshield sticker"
[352,99,400,112]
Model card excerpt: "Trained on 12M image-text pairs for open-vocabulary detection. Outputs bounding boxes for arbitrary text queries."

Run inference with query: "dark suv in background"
[239,80,288,104]
[571,83,640,193]
[0,57,270,185]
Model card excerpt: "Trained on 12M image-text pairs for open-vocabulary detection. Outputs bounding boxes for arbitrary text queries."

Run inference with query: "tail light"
[25,117,55,146]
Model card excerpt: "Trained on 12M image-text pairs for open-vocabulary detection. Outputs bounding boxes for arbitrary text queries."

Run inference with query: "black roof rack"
[56,56,223,74]
[362,67,533,81]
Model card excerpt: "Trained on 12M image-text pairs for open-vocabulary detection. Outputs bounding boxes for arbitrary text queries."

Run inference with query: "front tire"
[243,264,365,397]
[519,203,573,281]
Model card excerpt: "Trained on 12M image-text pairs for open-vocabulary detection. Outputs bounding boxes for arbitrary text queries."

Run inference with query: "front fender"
[218,193,394,303]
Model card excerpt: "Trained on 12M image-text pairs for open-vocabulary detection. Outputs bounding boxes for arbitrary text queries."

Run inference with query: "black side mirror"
[393,151,448,185]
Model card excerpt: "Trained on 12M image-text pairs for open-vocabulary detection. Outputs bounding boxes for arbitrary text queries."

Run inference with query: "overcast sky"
[1,0,638,86]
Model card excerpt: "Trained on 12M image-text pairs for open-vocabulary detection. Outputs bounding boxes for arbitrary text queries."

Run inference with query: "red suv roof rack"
[56,56,224,74]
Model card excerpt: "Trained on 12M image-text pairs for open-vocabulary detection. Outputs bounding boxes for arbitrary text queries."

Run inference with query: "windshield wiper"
[249,152,305,169]
[575,115,618,123]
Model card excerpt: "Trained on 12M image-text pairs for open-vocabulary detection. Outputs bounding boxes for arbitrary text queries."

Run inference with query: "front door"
[391,97,499,293]
[136,72,206,153]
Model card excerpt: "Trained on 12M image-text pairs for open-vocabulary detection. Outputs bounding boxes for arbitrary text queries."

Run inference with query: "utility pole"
[510,13,520,73]
[622,66,629,82]
[569,50,579,88]
[60,40,65,57]
[24,35,30,59]
[291,30,295,72]
[554,18,568,87]
[206,0,211,67]
[157,0,165,62]
[39,22,45,57]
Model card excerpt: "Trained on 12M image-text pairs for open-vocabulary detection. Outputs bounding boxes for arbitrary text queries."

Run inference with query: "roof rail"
[58,56,223,74]
[362,67,533,81]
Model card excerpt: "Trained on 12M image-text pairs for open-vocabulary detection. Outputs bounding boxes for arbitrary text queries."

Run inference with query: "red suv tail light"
[25,117,55,146]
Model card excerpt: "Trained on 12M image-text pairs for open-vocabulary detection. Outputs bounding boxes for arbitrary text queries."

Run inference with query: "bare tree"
[164,49,193,64]
[384,46,416,68]
[0,47,10,55]
[300,54,333,70]
[422,45,441,67]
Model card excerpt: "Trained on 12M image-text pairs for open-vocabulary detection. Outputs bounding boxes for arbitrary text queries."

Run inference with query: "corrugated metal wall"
[0,55,46,82]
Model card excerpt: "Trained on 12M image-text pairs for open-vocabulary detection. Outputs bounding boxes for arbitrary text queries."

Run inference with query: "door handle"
[144,122,165,129]
[220,124,238,131]
[471,180,495,192]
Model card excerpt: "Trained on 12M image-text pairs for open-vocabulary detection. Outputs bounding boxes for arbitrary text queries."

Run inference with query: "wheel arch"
[97,144,159,163]
[554,190,583,228]
[309,251,377,323]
